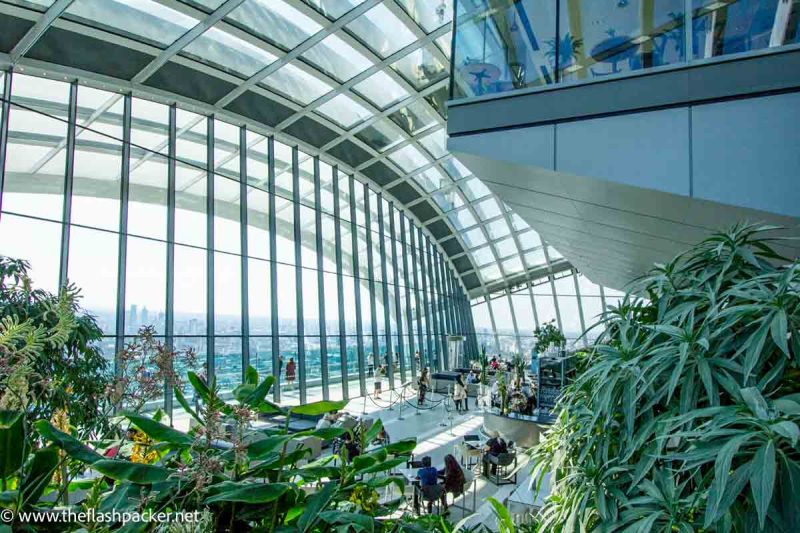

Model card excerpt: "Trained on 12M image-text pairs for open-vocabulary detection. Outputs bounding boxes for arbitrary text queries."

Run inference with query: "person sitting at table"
[342,431,361,462]
[374,426,390,446]
[466,370,478,384]
[490,356,499,370]
[416,456,444,514]
[483,430,508,475]
[441,453,466,513]
[316,410,341,430]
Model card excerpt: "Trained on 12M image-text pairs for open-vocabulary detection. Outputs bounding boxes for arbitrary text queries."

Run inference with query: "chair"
[415,483,443,515]
[484,452,517,485]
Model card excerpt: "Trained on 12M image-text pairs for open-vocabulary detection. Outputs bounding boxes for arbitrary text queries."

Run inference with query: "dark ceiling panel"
[327,140,371,168]
[462,272,481,290]
[453,255,474,273]
[441,238,465,256]
[362,161,400,187]
[28,27,153,79]
[144,61,236,104]
[224,90,294,127]
[426,219,452,240]
[387,181,421,204]
[0,15,34,53]
[409,200,438,223]
[283,116,337,148]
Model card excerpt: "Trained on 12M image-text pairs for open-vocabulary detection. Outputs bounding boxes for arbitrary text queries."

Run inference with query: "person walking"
[417,367,430,406]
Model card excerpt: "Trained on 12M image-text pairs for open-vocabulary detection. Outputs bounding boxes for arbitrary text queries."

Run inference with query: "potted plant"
[477,345,489,410]
[533,320,566,355]
[497,373,508,415]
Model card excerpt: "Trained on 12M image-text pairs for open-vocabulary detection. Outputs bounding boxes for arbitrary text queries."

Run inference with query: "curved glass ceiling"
[0,0,569,297]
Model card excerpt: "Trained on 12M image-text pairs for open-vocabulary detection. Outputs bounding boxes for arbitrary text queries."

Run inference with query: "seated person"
[316,410,341,430]
[441,454,466,511]
[483,430,508,475]
[342,431,361,462]
[374,426,390,445]
[466,371,478,384]
[416,456,444,514]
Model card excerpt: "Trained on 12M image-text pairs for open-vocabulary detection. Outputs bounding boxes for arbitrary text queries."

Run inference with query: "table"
[397,466,477,515]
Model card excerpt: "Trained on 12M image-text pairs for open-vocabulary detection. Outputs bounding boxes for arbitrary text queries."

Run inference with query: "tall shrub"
[532,224,800,532]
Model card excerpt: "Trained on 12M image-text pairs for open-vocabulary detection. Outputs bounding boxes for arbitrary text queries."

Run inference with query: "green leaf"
[19,447,59,507]
[173,386,201,425]
[770,421,800,446]
[774,398,800,416]
[750,440,776,531]
[245,365,259,386]
[740,387,770,420]
[289,400,347,417]
[487,497,515,533]
[34,420,103,465]
[770,309,789,357]
[123,413,193,447]
[363,418,383,445]
[205,481,290,504]
[318,511,374,533]
[187,371,212,403]
[358,457,407,475]
[0,410,26,477]
[247,435,291,460]
[705,433,751,527]
[92,460,171,484]
[244,375,275,407]
[297,481,337,532]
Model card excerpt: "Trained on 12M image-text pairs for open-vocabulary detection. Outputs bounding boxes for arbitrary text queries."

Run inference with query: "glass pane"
[560,0,686,83]
[174,244,207,335]
[0,215,61,294]
[412,167,447,193]
[391,46,448,88]
[303,0,364,20]
[263,62,333,105]
[388,144,429,173]
[389,100,438,134]
[227,0,322,50]
[418,127,447,159]
[248,258,272,335]
[125,236,166,335]
[215,337,242,395]
[354,119,404,151]
[67,226,118,335]
[302,34,373,81]
[692,0,799,59]
[316,94,372,128]
[215,252,242,335]
[353,69,409,108]
[397,0,453,32]
[65,0,199,48]
[452,0,557,98]
[347,3,416,57]
[183,26,277,77]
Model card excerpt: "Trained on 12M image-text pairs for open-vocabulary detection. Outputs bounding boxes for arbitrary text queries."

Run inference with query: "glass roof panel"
[226,0,322,50]
[487,218,511,240]
[353,70,409,109]
[262,62,333,105]
[474,197,501,219]
[525,248,547,268]
[418,127,447,159]
[431,187,463,212]
[494,237,518,259]
[389,100,438,135]
[447,207,477,231]
[388,144,428,173]
[411,167,446,193]
[511,212,529,231]
[346,3,416,58]
[391,46,448,89]
[472,246,494,267]
[518,230,542,250]
[397,0,453,32]
[436,31,452,57]
[303,0,364,20]
[503,256,524,275]
[354,119,404,152]
[461,177,491,201]
[462,227,486,249]
[481,264,502,283]
[65,0,199,48]
[185,0,226,10]
[4,0,54,11]
[182,27,278,77]
[301,34,373,81]
[548,247,564,260]
[441,157,471,180]
[316,94,372,129]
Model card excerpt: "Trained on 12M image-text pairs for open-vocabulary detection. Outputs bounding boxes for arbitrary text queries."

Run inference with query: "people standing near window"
[453,373,467,413]
[285,357,296,391]
[417,367,430,406]
[367,352,375,377]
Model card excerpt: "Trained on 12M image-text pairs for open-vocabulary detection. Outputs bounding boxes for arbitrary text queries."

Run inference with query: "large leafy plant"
[532,224,800,532]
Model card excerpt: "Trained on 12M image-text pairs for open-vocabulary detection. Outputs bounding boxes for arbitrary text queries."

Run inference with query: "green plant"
[531,224,800,532]
[511,353,525,381]
[497,374,508,415]
[533,320,565,354]
[478,345,489,386]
